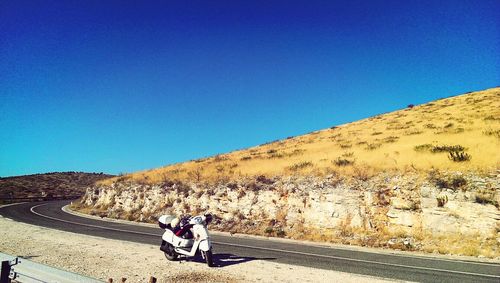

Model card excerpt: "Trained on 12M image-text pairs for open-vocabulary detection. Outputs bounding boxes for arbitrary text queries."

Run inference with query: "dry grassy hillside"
[104,87,499,185]
[81,87,500,258]
[0,172,114,199]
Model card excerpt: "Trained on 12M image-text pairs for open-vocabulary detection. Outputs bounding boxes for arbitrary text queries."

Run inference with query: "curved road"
[1,201,499,282]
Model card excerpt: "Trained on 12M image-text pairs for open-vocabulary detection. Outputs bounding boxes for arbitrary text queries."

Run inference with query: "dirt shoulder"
[0,216,393,283]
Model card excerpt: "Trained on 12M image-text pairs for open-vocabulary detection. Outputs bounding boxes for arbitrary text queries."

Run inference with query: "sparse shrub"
[448,150,471,162]
[267,152,284,159]
[424,123,436,129]
[333,157,355,166]
[287,161,313,171]
[246,181,262,191]
[383,136,399,143]
[256,175,274,184]
[434,177,449,189]
[444,122,454,128]
[484,115,498,121]
[372,132,383,136]
[213,155,228,162]
[288,149,306,156]
[264,227,273,234]
[450,176,467,190]
[407,104,414,108]
[187,169,203,182]
[237,189,246,199]
[431,145,465,153]
[215,165,225,174]
[386,124,410,130]
[227,182,238,190]
[339,143,352,149]
[475,191,498,207]
[414,144,433,152]
[342,152,354,157]
[276,228,286,237]
[365,143,381,150]
[428,170,448,189]
[240,156,252,161]
[404,129,422,136]
[483,129,500,139]
[267,149,277,154]
[436,195,448,207]
[353,166,372,181]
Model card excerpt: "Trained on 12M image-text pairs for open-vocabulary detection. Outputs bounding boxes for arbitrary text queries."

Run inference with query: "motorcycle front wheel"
[202,249,213,267]
[163,243,178,261]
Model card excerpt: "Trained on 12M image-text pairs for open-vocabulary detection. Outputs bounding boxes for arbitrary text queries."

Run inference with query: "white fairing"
[162,229,193,248]
[198,239,210,251]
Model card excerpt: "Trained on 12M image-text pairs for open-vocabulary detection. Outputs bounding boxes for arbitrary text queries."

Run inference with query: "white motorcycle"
[158,214,214,267]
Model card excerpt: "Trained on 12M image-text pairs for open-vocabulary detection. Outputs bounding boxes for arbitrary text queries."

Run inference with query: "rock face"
[79,171,500,257]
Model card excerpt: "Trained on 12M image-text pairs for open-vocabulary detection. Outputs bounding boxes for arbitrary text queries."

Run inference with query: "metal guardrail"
[0,196,81,204]
[0,252,103,283]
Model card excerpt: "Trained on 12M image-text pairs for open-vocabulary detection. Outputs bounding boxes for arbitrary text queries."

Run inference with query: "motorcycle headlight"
[192,216,203,225]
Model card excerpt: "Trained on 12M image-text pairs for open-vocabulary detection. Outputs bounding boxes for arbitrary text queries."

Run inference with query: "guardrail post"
[1,260,11,283]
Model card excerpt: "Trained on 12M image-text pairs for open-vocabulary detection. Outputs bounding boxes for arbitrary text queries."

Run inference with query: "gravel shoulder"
[0,216,394,283]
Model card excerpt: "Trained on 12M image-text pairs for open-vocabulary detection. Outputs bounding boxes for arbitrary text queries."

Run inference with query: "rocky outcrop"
[78,170,500,258]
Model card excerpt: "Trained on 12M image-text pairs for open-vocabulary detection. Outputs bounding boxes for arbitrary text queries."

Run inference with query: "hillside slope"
[0,172,114,199]
[105,87,499,184]
[79,87,500,258]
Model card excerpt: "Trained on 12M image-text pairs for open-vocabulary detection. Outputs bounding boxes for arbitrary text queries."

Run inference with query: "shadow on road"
[189,253,276,267]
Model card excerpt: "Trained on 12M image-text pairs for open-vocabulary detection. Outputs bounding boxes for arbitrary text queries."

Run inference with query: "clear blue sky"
[1,0,499,177]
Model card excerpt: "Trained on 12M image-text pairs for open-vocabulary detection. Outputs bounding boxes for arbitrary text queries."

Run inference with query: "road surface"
[1,201,499,282]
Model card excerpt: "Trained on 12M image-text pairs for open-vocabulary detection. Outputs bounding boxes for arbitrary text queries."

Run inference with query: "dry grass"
[99,87,500,185]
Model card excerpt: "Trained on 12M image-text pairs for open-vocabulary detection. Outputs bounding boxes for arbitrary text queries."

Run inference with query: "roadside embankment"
[78,171,500,258]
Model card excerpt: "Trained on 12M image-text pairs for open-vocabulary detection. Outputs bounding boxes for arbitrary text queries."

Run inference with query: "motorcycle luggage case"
[158,215,176,229]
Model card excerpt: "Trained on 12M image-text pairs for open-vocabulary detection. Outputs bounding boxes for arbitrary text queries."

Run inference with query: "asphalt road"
[1,201,499,282]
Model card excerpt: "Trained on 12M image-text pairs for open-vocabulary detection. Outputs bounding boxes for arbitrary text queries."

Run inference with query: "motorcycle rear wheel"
[163,244,178,261]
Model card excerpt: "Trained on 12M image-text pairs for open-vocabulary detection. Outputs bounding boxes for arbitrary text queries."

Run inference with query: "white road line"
[30,203,500,279]
[30,203,160,237]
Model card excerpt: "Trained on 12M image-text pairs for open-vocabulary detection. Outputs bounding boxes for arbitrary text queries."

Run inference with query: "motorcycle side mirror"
[205,214,213,224]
